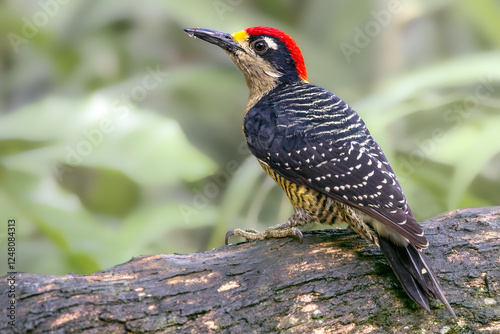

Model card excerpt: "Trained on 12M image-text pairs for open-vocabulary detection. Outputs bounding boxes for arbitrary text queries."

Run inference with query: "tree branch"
[2,207,500,333]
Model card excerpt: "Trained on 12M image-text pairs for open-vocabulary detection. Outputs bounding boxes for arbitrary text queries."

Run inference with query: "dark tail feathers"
[378,237,456,318]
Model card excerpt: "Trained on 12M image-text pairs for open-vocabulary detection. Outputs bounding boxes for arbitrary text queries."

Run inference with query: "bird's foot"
[225,227,303,244]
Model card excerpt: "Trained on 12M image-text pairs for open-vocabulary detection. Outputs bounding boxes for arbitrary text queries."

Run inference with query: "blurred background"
[1,0,499,275]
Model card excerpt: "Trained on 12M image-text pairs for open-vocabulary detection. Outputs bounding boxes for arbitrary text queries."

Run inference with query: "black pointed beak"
[184,28,244,53]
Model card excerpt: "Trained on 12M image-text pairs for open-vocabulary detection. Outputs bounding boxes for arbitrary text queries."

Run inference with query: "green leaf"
[0,139,52,156]
[358,51,500,123]
[208,157,264,249]
[0,96,218,185]
[445,120,500,209]
[58,166,141,218]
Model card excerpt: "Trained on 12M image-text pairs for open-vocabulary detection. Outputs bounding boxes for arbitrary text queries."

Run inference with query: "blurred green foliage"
[0,0,499,275]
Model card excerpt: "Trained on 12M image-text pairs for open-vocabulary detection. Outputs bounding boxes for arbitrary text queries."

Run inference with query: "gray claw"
[293,228,304,244]
[225,229,235,245]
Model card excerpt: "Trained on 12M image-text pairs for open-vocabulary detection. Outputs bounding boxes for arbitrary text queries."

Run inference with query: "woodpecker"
[184,26,456,318]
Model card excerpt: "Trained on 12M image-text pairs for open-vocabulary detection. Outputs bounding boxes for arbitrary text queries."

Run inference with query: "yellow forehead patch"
[232,30,249,42]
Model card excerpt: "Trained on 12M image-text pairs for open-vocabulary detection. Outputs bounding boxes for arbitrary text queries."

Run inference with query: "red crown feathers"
[245,27,308,81]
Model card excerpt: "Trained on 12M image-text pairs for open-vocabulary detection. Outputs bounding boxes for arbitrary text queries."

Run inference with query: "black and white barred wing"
[257,140,428,249]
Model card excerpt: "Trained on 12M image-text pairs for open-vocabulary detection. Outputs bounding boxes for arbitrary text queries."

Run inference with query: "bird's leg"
[225,220,302,244]
[225,207,312,244]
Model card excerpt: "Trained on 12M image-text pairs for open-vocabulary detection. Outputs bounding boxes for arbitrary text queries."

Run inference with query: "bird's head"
[184,27,308,108]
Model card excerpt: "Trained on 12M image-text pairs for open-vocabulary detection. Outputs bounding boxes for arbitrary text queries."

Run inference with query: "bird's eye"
[252,39,268,53]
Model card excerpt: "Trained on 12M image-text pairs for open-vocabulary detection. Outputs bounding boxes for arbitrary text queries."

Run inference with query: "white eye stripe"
[263,37,278,50]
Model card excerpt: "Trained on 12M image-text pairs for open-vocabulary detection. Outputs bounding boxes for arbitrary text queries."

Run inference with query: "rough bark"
[1,207,499,334]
